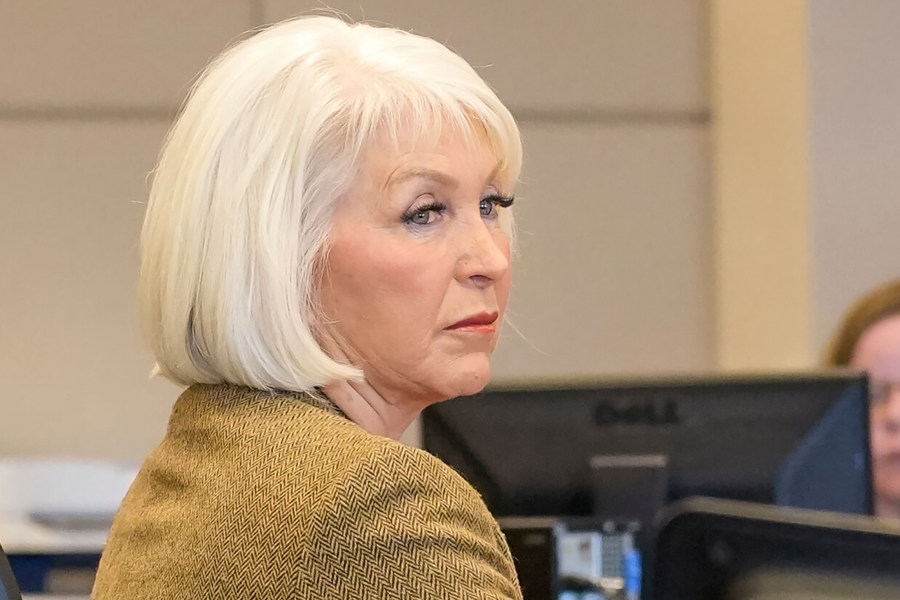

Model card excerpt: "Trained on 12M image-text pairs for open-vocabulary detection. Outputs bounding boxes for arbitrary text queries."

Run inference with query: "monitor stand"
[590,453,669,548]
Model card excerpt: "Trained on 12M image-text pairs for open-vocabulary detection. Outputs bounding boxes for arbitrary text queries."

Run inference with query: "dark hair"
[825,279,900,366]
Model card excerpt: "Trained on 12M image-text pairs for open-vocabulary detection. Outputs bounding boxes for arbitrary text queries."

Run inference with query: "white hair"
[140,15,523,391]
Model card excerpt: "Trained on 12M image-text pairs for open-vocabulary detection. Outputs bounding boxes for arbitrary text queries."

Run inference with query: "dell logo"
[593,399,681,427]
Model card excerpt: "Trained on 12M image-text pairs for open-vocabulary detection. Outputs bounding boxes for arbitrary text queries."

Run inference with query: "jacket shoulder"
[303,439,523,599]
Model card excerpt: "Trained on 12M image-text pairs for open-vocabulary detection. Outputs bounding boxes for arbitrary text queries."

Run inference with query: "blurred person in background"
[826,278,900,519]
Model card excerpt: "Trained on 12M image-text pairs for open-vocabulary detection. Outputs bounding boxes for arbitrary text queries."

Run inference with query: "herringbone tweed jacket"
[91,383,522,599]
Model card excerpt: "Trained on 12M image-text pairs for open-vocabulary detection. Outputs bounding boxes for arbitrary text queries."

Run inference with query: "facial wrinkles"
[353,280,454,401]
[319,128,511,408]
[326,235,440,343]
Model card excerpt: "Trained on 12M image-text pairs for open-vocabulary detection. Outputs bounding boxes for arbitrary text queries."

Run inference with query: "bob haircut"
[825,279,900,367]
[140,15,523,391]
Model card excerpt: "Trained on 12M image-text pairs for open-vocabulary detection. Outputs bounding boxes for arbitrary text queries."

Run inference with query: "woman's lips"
[446,311,499,333]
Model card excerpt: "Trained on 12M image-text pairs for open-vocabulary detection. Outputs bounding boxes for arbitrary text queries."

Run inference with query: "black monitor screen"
[422,371,872,518]
[0,543,20,600]
[652,497,900,600]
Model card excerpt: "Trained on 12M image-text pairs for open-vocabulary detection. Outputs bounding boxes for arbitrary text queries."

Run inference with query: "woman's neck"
[324,379,422,440]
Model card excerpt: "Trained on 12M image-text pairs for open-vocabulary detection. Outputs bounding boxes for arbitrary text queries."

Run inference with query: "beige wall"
[710,1,814,370]
[16,1,898,461]
[710,0,900,369]
[1,1,258,460]
[808,0,900,353]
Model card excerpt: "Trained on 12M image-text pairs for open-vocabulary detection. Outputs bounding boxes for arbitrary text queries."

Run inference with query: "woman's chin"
[442,358,493,400]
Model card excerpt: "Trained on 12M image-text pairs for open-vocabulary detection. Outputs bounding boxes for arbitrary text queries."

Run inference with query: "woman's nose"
[455,221,510,286]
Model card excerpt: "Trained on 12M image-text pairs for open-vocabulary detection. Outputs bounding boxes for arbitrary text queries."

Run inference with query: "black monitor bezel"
[650,496,900,600]
[0,543,22,600]
[422,369,873,517]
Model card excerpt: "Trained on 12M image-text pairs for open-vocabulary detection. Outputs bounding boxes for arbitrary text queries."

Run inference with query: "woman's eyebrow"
[383,162,504,192]
[384,167,459,191]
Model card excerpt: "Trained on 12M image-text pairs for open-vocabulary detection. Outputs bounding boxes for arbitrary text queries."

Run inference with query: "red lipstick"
[446,311,499,333]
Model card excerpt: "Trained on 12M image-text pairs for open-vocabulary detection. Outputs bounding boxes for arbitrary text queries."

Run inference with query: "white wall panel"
[263,0,708,113]
[0,121,178,460]
[809,1,900,352]
[491,123,713,380]
[0,1,253,109]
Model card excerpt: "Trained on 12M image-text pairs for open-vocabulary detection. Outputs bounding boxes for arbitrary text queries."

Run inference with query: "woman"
[826,279,900,519]
[92,15,523,599]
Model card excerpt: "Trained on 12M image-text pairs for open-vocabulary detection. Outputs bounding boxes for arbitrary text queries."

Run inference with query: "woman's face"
[851,313,900,510]
[319,128,513,408]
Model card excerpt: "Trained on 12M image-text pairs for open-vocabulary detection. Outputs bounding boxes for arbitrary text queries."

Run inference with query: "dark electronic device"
[422,371,872,522]
[0,542,22,600]
[650,497,900,600]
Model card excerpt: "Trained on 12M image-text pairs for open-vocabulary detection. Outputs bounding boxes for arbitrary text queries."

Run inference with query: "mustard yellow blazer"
[91,384,522,599]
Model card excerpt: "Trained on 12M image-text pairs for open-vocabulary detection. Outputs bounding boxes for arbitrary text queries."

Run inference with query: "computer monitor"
[651,497,900,600]
[0,542,22,600]
[422,371,872,521]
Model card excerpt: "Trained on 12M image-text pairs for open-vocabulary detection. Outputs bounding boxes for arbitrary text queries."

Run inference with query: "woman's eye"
[409,209,436,225]
[480,194,515,218]
[403,202,446,226]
